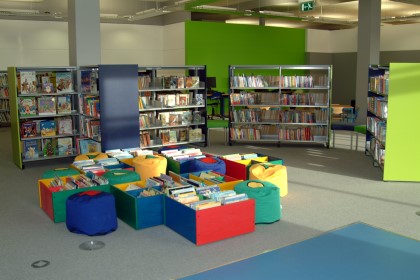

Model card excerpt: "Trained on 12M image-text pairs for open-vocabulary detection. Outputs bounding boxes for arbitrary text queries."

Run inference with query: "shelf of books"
[77,66,101,154]
[0,71,10,126]
[137,66,207,148]
[228,65,332,147]
[8,67,80,169]
[366,64,420,182]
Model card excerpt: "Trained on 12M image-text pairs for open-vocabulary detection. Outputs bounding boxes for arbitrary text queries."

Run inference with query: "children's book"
[81,70,92,93]
[19,96,37,117]
[57,118,73,135]
[178,93,189,106]
[191,76,200,88]
[177,77,185,88]
[42,138,57,157]
[20,71,37,94]
[23,139,39,159]
[38,96,56,115]
[20,121,37,138]
[42,83,54,94]
[78,138,101,154]
[56,95,72,114]
[160,129,170,145]
[179,129,187,142]
[58,137,73,156]
[40,120,56,137]
[56,72,73,93]
[169,130,178,143]
[185,77,193,88]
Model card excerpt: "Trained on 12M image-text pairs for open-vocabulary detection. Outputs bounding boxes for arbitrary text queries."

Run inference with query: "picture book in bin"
[20,71,37,94]
[58,137,73,156]
[19,96,37,117]
[40,120,56,137]
[57,95,72,114]
[38,96,56,115]
[56,72,73,93]
[42,138,57,157]
[23,139,39,159]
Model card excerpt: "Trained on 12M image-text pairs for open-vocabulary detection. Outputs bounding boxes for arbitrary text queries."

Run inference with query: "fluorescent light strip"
[136,8,158,15]
[175,0,192,5]
[0,0,44,2]
[100,13,119,19]
[259,10,295,17]
[0,8,40,14]
[195,5,237,12]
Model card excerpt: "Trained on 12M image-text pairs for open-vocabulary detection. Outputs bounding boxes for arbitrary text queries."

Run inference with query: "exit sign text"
[300,1,314,12]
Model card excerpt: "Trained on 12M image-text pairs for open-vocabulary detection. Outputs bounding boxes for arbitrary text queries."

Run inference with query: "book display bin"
[221,154,284,180]
[180,171,243,191]
[111,181,164,230]
[38,176,111,223]
[164,196,255,246]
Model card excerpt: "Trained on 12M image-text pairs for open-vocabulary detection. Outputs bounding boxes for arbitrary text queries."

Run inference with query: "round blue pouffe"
[66,190,117,236]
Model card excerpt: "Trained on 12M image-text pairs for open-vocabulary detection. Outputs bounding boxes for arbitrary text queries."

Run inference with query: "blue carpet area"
[178,223,420,280]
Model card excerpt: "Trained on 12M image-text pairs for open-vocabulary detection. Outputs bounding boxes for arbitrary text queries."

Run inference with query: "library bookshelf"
[228,65,332,147]
[366,63,420,182]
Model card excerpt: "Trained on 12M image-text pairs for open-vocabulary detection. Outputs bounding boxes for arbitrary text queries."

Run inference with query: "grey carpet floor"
[1,127,420,280]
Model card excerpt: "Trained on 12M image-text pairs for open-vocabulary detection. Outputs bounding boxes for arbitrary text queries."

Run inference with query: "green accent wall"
[185,21,306,95]
[385,63,420,182]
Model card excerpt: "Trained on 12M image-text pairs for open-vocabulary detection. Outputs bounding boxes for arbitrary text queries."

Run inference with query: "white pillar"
[68,0,101,66]
[355,0,381,123]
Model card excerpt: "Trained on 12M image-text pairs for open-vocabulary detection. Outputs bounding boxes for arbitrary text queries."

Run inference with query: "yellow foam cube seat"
[249,163,288,197]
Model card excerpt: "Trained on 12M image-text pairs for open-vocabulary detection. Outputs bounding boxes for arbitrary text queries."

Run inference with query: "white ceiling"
[0,0,420,30]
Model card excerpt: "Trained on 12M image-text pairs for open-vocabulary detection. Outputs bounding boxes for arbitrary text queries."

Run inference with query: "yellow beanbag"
[249,163,288,197]
[74,152,108,161]
[132,155,167,180]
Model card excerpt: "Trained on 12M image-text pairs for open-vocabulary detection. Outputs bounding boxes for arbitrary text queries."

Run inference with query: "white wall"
[0,19,185,70]
[307,22,420,53]
[0,20,69,69]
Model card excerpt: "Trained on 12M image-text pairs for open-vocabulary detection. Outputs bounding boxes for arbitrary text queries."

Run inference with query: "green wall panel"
[185,21,306,95]
[385,63,420,181]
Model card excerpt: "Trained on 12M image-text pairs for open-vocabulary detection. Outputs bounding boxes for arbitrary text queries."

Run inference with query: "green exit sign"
[300,1,314,12]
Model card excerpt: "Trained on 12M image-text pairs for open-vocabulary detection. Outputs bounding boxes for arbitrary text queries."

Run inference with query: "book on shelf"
[159,112,170,126]
[193,111,202,123]
[20,121,37,138]
[77,138,101,154]
[169,112,182,126]
[195,93,204,105]
[166,94,176,107]
[169,130,178,144]
[41,82,54,94]
[189,128,202,141]
[191,76,200,88]
[40,120,56,137]
[56,72,73,93]
[42,138,57,157]
[177,93,189,106]
[185,77,193,88]
[57,118,73,135]
[181,111,192,124]
[56,95,72,114]
[140,131,151,147]
[18,96,37,117]
[177,77,185,88]
[160,129,170,145]
[81,70,92,93]
[20,71,37,94]
[38,96,56,115]
[57,137,73,156]
[22,139,39,159]
[179,128,188,142]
